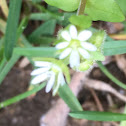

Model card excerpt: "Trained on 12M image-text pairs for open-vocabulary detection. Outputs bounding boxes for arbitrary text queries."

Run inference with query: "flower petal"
[45,72,55,93]
[31,72,48,85]
[58,72,65,86]
[69,25,77,39]
[78,30,92,41]
[34,61,52,67]
[78,48,90,59]
[69,50,80,68]
[53,72,62,95]
[31,67,51,76]
[59,48,72,59]
[55,42,69,49]
[61,31,71,41]
[81,42,97,51]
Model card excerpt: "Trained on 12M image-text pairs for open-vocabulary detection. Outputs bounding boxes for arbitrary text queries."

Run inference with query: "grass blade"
[59,84,83,111]
[14,47,56,57]
[97,61,126,89]
[4,0,22,59]
[0,54,20,84]
[0,83,46,109]
[120,105,126,126]
[69,111,126,121]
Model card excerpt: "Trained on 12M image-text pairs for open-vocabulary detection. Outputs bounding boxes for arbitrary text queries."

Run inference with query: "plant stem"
[97,61,126,89]
[77,0,87,15]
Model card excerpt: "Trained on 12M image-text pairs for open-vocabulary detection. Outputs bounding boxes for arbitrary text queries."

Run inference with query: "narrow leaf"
[4,0,22,59]
[59,84,83,111]
[70,111,126,121]
[0,83,46,109]
[0,54,20,84]
[13,47,56,57]
[103,40,126,56]
[28,19,56,42]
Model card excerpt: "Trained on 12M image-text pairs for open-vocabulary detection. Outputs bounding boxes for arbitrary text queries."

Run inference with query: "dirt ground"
[0,60,126,126]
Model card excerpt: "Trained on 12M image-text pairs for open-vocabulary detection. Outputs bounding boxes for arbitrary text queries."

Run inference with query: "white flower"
[55,25,97,69]
[31,61,65,95]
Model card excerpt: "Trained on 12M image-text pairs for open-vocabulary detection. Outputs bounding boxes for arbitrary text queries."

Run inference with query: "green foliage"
[1,0,126,123]
[28,19,56,44]
[97,61,126,89]
[116,0,126,15]
[70,111,126,121]
[103,40,126,56]
[69,15,92,29]
[120,106,126,126]
[0,83,46,109]
[59,84,83,111]
[44,0,80,11]
[85,0,125,22]
[4,0,22,59]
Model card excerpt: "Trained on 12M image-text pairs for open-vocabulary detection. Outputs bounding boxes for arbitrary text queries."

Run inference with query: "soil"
[0,61,126,126]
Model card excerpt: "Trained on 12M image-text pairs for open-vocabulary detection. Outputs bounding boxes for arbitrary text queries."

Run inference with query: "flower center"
[69,39,80,49]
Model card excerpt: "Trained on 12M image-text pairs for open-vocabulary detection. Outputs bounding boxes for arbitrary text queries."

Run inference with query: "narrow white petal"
[31,67,50,76]
[61,31,71,41]
[60,72,65,86]
[53,72,61,95]
[45,72,55,93]
[69,50,80,68]
[78,30,92,41]
[69,25,77,39]
[34,61,52,67]
[78,48,90,59]
[31,73,48,85]
[55,42,69,49]
[81,42,97,51]
[59,48,72,59]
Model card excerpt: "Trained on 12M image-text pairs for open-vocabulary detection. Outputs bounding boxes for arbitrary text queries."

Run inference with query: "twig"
[84,79,126,102]
[89,88,104,111]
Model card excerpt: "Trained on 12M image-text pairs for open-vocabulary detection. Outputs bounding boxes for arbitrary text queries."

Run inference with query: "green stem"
[0,83,46,109]
[0,54,20,84]
[97,61,126,89]
[77,0,87,15]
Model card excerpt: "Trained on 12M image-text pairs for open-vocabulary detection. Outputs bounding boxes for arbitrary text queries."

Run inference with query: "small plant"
[0,0,126,125]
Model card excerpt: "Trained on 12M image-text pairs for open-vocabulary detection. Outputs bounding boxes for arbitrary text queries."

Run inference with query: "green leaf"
[29,36,55,45]
[0,54,20,84]
[58,84,83,111]
[120,106,126,126]
[17,17,29,40]
[70,111,126,121]
[85,0,125,22]
[103,40,126,56]
[69,15,92,29]
[44,0,80,11]
[97,61,126,89]
[116,0,126,15]
[4,0,22,59]
[90,51,105,61]
[13,47,56,57]
[30,13,62,21]
[32,0,41,3]
[0,83,46,109]
[28,19,56,42]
